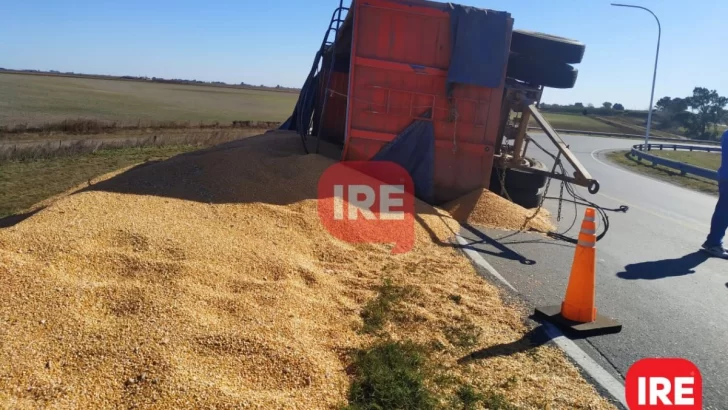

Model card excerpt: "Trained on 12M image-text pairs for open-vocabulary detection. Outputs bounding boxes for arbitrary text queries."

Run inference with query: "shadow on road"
[616,251,709,280]
[458,326,552,364]
[458,225,537,265]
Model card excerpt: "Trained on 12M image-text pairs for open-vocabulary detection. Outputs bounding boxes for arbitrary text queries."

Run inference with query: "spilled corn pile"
[444,188,556,233]
[0,131,612,409]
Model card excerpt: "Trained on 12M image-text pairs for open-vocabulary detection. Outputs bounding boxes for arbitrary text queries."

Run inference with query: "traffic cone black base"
[535,305,622,337]
[535,207,622,337]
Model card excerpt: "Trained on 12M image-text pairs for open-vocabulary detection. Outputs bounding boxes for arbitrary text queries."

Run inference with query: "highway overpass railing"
[629,143,722,181]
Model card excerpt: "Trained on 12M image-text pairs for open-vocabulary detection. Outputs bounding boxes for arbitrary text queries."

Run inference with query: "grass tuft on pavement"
[345,341,436,410]
[360,278,412,334]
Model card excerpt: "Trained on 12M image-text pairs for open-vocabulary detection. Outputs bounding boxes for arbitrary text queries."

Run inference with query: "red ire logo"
[626,358,702,409]
[317,161,415,254]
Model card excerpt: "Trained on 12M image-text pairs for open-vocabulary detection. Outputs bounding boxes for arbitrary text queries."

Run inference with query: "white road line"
[590,148,714,201]
[590,148,643,178]
[455,235,517,291]
[542,322,628,408]
[456,233,627,407]
[589,149,710,232]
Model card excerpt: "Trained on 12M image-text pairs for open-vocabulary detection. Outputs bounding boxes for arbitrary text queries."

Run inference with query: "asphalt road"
[464,135,727,409]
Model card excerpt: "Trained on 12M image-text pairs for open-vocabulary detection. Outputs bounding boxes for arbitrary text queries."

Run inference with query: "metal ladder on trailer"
[296,1,349,153]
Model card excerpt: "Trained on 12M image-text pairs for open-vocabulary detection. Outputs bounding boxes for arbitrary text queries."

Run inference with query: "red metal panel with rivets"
[342,0,511,203]
[316,70,349,142]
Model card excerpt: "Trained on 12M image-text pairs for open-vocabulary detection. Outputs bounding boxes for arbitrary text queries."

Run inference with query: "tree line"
[539,101,626,116]
[655,87,727,140]
[540,87,726,140]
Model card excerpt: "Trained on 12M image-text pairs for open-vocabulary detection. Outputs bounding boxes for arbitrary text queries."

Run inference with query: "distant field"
[0,73,298,127]
[2,73,631,134]
[2,73,635,137]
[531,113,624,134]
[594,116,684,139]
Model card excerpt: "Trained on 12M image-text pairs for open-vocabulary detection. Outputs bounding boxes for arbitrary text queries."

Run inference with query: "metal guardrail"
[629,143,721,181]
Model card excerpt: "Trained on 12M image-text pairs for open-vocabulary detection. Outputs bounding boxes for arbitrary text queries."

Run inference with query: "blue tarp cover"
[447,4,510,88]
[280,50,322,133]
[372,112,435,204]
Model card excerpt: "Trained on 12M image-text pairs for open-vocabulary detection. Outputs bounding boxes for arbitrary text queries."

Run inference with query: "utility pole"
[611,3,661,148]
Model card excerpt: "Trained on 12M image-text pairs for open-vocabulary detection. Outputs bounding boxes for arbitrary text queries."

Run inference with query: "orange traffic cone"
[561,207,598,323]
[535,207,621,336]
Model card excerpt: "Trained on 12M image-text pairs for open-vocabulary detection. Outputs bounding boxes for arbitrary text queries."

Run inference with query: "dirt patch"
[0,131,611,409]
[443,188,555,233]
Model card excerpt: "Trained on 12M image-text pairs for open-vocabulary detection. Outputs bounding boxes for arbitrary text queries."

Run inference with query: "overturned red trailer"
[283,0,599,206]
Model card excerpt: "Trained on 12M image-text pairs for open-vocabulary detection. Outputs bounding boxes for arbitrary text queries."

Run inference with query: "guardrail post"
[631,142,721,182]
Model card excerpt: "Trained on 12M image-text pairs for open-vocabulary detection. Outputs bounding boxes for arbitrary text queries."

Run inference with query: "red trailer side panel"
[317,70,349,142]
[342,0,511,203]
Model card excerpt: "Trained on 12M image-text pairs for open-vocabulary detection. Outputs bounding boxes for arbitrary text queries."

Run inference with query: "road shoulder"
[456,228,627,409]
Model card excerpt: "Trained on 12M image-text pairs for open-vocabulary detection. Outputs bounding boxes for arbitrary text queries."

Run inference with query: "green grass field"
[650,150,722,170]
[2,73,630,134]
[530,113,624,134]
[0,73,298,127]
[606,150,720,195]
[2,72,632,137]
[0,145,200,219]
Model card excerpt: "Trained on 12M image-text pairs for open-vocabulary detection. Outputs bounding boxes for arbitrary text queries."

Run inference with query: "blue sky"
[1,0,725,109]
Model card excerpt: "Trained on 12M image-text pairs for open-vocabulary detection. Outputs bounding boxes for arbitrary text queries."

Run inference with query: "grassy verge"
[605,150,719,195]
[649,149,722,170]
[345,341,437,410]
[0,145,199,218]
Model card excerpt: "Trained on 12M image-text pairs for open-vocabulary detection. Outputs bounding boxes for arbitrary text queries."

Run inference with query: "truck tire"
[490,158,548,196]
[506,53,578,89]
[510,30,585,64]
[507,188,544,209]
